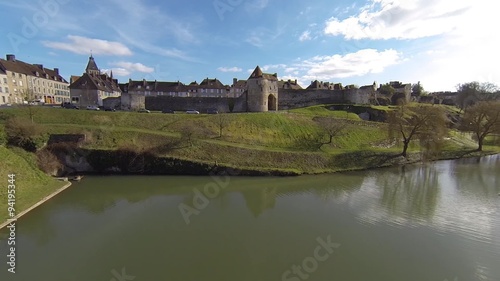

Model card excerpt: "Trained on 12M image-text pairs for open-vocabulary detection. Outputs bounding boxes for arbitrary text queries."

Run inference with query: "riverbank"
[0,146,70,227]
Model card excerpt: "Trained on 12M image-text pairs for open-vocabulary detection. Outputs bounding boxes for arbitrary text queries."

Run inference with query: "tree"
[412,81,426,96]
[388,105,448,157]
[212,114,233,138]
[456,82,499,110]
[377,83,396,105]
[19,88,38,123]
[314,117,349,146]
[460,101,500,151]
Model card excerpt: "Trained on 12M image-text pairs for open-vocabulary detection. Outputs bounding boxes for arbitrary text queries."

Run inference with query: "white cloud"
[299,31,312,41]
[102,68,130,77]
[245,0,269,11]
[217,67,243,72]
[110,62,154,73]
[301,49,402,80]
[42,35,132,56]
[324,0,472,40]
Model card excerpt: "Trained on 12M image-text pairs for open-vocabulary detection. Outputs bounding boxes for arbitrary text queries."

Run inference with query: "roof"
[278,79,302,90]
[85,55,99,73]
[248,66,278,81]
[127,80,187,92]
[199,78,227,89]
[232,79,247,88]
[69,73,121,93]
[0,57,68,83]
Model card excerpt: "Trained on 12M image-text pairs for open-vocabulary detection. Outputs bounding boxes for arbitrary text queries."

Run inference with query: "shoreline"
[0,180,72,230]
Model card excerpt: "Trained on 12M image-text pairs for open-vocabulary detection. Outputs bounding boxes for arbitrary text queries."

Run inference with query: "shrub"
[4,117,43,152]
[36,148,63,176]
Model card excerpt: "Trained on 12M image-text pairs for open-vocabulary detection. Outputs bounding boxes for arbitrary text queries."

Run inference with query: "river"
[1,156,499,281]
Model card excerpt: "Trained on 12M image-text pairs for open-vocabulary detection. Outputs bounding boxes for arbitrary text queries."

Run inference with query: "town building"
[0,69,8,105]
[278,79,303,90]
[196,78,229,98]
[230,79,247,98]
[69,56,121,107]
[0,54,70,105]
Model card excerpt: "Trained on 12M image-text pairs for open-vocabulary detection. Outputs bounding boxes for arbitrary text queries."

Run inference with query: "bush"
[36,148,63,176]
[4,117,43,152]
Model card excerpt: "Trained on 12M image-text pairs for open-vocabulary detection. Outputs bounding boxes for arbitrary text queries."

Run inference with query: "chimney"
[233,78,237,85]
[34,64,44,70]
[54,68,59,75]
[295,79,297,84]
[6,54,15,61]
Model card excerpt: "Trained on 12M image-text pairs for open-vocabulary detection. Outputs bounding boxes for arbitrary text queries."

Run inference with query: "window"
[3,78,6,84]
[18,73,22,78]
[0,87,2,92]
[5,87,9,93]
[19,81,23,87]
[2,96,5,103]
[11,72,15,77]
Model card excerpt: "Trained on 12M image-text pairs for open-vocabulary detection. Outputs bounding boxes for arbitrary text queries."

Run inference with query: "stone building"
[0,69,8,105]
[246,66,278,112]
[278,79,302,90]
[69,56,121,107]
[0,54,70,105]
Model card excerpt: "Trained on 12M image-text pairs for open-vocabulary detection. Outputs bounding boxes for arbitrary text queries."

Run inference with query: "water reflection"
[377,165,440,221]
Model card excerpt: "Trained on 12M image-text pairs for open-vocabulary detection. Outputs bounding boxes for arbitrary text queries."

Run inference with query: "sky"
[0,0,498,92]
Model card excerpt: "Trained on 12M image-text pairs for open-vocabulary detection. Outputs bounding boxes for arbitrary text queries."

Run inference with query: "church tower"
[246,66,278,112]
[85,55,100,75]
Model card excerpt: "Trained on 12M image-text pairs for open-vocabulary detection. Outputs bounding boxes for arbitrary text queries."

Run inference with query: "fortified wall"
[139,87,378,112]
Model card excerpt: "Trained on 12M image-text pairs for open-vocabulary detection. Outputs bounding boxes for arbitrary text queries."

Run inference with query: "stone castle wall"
[140,87,378,112]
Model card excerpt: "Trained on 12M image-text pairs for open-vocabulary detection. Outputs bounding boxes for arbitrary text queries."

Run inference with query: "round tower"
[246,66,278,112]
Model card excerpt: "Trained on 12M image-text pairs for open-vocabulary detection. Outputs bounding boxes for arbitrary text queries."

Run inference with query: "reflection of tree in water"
[377,165,440,221]
[450,156,500,197]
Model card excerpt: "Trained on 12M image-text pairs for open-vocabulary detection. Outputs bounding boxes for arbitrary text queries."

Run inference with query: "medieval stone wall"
[145,96,232,113]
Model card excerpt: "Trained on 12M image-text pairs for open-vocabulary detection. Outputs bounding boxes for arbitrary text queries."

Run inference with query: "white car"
[86,105,100,111]
[186,109,200,114]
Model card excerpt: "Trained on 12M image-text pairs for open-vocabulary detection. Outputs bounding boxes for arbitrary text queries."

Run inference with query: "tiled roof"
[248,66,278,81]
[69,73,121,93]
[0,56,68,83]
[199,78,227,89]
[278,79,302,90]
[85,55,99,72]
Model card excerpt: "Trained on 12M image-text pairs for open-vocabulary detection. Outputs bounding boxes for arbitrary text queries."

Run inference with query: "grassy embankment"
[1,104,498,176]
[0,146,67,224]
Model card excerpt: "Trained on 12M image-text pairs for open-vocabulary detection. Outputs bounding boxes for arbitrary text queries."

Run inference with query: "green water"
[1,156,500,281]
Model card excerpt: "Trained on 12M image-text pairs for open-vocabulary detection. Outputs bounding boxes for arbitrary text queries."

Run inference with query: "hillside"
[0,146,67,224]
[0,104,498,175]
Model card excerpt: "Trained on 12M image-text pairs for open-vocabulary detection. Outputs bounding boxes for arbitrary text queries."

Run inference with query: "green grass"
[1,104,498,175]
[0,146,67,224]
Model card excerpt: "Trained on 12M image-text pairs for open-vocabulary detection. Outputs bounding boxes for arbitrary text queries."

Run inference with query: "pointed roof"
[85,55,100,74]
[249,66,263,79]
[248,65,278,81]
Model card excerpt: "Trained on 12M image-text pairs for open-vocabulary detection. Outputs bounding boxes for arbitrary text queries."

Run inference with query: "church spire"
[85,55,100,75]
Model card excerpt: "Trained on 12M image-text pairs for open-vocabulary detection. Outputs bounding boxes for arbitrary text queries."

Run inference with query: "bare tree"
[212,113,233,138]
[19,88,38,123]
[460,101,500,151]
[388,105,448,157]
[314,117,349,146]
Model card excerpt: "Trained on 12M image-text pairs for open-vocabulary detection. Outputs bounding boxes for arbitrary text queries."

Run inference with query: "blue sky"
[0,0,497,91]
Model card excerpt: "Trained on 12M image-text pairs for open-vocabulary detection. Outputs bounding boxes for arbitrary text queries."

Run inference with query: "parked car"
[206,108,219,114]
[103,107,116,112]
[86,105,100,111]
[62,102,79,109]
[186,109,200,114]
[138,108,150,113]
[162,109,174,114]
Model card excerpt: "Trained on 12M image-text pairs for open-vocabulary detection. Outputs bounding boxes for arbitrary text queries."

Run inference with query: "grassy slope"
[0,146,66,223]
[0,105,498,174]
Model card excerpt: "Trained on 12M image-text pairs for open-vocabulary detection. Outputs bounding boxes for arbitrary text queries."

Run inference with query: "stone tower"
[246,66,278,112]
